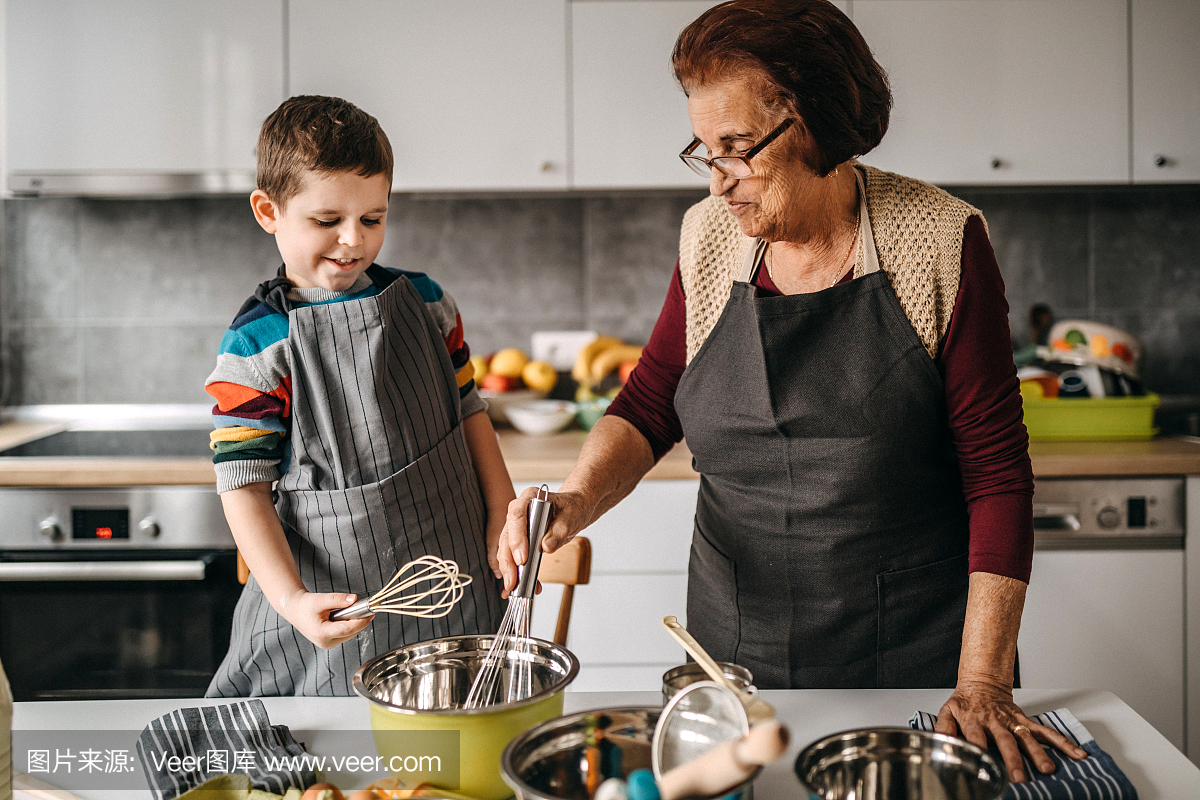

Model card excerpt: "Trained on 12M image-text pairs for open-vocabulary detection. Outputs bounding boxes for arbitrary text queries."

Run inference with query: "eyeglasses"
[679,118,795,179]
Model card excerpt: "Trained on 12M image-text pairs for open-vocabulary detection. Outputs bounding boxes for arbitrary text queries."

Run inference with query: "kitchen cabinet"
[570,0,847,189]
[5,0,282,194]
[853,0,1129,185]
[288,0,569,192]
[1018,549,1185,752]
[518,478,699,692]
[570,0,715,189]
[1131,0,1200,182]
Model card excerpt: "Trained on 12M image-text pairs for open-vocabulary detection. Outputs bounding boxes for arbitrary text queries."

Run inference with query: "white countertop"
[12,688,1200,799]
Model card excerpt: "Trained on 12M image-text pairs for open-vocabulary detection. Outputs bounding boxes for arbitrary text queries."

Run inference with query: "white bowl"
[505,400,578,435]
[479,388,548,423]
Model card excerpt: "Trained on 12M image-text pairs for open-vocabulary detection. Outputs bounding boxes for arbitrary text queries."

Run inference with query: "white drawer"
[515,480,698,574]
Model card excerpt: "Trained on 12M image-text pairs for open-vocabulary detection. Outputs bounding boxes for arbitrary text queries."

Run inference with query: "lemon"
[469,354,489,381]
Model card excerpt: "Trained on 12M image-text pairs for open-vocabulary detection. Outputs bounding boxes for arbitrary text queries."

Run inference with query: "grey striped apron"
[675,167,970,689]
[209,271,503,697]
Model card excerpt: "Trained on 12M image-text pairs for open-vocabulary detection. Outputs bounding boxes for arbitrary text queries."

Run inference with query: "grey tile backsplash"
[2,184,1199,407]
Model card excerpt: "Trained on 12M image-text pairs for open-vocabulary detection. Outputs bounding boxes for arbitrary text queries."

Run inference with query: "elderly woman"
[498,0,1084,782]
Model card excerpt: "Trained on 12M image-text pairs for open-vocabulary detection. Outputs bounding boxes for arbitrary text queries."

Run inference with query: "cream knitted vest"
[678,164,985,363]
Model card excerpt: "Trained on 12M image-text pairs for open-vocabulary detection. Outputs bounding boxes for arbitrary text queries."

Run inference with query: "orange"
[489,348,529,378]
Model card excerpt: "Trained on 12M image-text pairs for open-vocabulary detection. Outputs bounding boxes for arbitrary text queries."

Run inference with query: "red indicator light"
[96,527,113,539]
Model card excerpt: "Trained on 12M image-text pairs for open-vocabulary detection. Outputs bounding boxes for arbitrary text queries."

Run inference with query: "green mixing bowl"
[354,635,579,800]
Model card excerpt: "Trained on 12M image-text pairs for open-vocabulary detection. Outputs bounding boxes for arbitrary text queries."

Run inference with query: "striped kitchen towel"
[909,708,1137,800]
[136,700,315,800]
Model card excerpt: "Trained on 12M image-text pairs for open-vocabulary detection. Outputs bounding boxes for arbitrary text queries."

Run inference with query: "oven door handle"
[0,560,207,581]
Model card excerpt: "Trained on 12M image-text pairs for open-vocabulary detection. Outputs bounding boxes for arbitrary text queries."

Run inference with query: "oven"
[0,422,240,701]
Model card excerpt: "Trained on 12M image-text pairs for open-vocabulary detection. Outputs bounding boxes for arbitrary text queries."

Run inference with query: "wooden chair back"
[535,536,592,646]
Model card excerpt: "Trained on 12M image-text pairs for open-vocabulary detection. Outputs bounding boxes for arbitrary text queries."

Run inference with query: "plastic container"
[575,397,611,431]
[1022,393,1160,441]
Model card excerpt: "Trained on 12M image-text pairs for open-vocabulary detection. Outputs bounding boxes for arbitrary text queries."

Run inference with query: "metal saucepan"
[354,634,579,800]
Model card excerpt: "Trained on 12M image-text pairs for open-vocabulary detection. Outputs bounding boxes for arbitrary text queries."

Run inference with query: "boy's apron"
[209,271,503,697]
[675,168,970,690]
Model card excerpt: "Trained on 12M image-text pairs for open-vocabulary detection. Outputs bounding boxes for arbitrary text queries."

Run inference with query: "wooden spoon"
[662,615,776,724]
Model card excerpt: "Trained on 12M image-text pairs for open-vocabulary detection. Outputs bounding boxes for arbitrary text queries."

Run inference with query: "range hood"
[7,171,257,198]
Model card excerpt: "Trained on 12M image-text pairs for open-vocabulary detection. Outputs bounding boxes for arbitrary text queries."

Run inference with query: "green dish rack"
[1021,393,1160,441]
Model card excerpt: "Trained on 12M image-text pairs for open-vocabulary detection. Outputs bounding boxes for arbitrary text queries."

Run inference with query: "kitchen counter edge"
[0,421,1198,486]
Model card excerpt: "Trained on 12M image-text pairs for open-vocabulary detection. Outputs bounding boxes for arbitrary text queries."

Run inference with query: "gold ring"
[1011,724,1029,735]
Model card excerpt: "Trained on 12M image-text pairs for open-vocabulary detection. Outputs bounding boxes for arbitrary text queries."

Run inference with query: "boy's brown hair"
[256,95,393,208]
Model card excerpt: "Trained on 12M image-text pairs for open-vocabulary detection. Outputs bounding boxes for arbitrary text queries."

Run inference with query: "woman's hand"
[497,486,596,597]
[280,589,374,649]
[935,678,1087,783]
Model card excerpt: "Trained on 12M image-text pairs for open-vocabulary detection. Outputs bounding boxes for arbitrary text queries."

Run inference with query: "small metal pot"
[661,661,755,704]
[794,727,1007,800]
[354,634,579,800]
[502,706,760,800]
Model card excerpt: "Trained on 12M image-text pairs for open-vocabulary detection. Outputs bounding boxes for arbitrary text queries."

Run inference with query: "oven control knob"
[38,517,64,542]
[1097,506,1122,529]
[138,517,161,539]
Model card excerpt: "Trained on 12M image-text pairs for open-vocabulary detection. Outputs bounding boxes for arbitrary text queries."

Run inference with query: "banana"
[589,344,643,385]
[572,335,624,384]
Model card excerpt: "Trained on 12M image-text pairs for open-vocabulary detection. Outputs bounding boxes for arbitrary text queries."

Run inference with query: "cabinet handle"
[539,161,556,173]
[0,560,207,581]
[1154,155,1168,168]
[990,158,1003,170]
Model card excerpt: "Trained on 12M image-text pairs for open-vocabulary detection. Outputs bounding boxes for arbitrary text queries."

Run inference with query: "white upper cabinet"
[289,0,568,192]
[1131,0,1200,183]
[6,0,282,190]
[571,0,848,189]
[853,0,1129,185]
[571,1,715,189]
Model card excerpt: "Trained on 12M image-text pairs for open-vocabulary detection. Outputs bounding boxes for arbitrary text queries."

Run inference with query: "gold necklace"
[766,209,861,290]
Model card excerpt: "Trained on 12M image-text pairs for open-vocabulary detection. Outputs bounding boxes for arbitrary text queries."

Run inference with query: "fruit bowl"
[506,400,578,435]
[480,389,548,424]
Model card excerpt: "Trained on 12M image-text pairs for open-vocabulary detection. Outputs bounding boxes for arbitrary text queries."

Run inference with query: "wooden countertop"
[0,419,1196,486]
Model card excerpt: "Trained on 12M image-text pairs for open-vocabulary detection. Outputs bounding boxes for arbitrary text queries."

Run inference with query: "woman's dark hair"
[672,0,891,176]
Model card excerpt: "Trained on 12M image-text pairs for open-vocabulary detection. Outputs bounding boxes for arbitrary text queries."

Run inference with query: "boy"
[205,96,511,696]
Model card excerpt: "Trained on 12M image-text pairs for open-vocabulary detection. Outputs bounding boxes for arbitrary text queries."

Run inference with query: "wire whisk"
[464,485,553,709]
[328,554,473,621]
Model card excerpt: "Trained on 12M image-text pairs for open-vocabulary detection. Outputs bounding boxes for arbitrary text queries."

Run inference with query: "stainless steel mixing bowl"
[795,728,1007,800]
[502,706,760,800]
[354,635,579,800]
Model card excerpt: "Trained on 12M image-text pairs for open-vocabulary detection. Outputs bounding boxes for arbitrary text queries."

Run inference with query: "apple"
[521,360,558,392]
[481,373,521,392]
[618,360,638,385]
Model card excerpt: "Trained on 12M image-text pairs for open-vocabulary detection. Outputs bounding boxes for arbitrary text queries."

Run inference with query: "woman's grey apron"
[209,269,503,697]
[675,169,969,689]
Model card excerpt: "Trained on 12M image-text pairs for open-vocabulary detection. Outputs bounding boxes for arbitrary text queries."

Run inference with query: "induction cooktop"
[0,428,212,458]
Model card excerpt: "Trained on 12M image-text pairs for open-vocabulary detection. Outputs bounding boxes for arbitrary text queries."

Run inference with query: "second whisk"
[464,484,553,708]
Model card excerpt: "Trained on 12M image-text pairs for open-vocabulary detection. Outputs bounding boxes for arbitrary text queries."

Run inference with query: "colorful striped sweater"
[206,265,484,494]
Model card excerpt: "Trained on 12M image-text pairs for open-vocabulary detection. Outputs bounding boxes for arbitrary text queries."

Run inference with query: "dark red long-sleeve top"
[608,214,1035,582]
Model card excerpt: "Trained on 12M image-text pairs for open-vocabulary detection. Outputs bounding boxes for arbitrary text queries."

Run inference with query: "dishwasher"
[1017,476,1187,755]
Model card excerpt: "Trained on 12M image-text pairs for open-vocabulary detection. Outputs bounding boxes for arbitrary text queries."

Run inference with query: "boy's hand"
[282,589,373,649]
